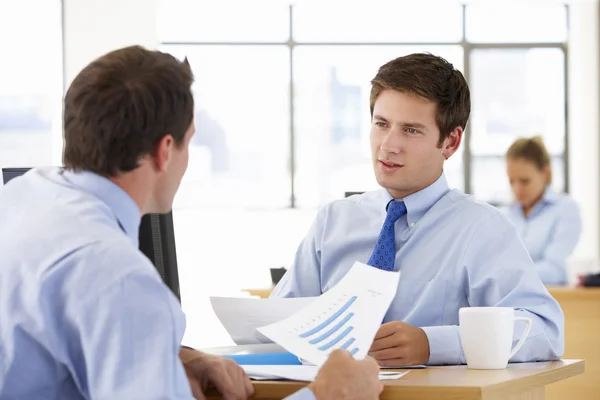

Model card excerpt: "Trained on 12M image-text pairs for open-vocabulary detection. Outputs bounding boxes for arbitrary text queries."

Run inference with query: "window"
[163,45,291,209]
[158,1,569,347]
[0,0,62,170]
[292,2,463,43]
[157,0,289,43]
[469,48,566,205]
[465,2,567,44]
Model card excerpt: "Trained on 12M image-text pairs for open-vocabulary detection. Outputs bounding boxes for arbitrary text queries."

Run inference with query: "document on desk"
[257,262,400,366]
[241,365,407,381]
[210,296,317,345]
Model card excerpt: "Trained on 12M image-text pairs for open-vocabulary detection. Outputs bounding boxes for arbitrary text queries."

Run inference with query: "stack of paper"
[210,296,316,345]
[211,261,404,382]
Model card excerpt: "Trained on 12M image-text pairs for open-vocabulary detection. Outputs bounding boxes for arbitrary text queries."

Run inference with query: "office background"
[1,0,598,348]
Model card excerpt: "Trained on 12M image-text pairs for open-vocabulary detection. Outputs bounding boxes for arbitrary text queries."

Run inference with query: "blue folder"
[222,351,302,365]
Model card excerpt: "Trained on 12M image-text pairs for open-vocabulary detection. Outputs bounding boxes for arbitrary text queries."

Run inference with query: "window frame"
[159,3,569,207]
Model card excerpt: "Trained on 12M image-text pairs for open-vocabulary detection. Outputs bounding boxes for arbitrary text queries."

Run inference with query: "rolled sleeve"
[422,325,464,365]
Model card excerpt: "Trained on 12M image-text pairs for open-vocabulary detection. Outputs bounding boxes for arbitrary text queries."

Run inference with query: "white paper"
[241,365,407,381]
[257,262,400,366]
[210,296,317,345]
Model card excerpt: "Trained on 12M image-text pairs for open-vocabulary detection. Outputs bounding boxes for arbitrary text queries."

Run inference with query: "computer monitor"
[138,212,181,301]
[1,167,181,300]
[2,168,31,185]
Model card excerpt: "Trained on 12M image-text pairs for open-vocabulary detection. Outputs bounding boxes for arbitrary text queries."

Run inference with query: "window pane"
[0,0,62,169]
[470,48,566,155]
[466,2,567,43]
[471,155,564,206]
[293,3,463,43]
[469,48,566,204]
[161,45,291,208]
[157,0,289,42]
[293,45,464,208]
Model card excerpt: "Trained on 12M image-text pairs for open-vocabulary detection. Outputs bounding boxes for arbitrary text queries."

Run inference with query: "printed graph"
[257,262,400,366]
[297,295,359,356]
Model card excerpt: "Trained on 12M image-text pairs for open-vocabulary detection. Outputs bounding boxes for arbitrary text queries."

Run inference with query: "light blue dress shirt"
[0,167,314,400]
[506,187,582,285]
[272,173,564,366]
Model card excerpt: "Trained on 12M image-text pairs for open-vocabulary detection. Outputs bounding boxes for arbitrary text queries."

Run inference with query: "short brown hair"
[506,136,552,183]
[370,53,470,146]
[63,45,194,176]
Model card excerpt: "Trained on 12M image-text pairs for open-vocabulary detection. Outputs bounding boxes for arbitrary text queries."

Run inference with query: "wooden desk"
[245,287,599,399]
[245,288,273,298]
[207,360,583,400]
[546,287,600,400]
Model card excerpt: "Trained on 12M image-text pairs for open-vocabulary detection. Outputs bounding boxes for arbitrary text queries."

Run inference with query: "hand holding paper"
[257,262,400,366]
[210,262,408,383]
[369,320,431,366]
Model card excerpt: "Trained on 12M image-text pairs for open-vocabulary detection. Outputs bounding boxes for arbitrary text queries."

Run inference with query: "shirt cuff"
[421,325,464,365]
[284,387,316,400]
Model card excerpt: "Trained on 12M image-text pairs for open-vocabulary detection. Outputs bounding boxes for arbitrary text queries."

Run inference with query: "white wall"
[567,0,600,271]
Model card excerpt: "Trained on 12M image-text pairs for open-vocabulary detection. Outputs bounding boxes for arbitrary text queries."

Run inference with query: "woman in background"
[505,136,582,285]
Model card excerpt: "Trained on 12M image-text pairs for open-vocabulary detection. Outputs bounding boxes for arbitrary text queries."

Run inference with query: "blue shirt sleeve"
[534,199,582,284]
[424,212,564,365]
[62,244,194,399]
[284,387,317,400]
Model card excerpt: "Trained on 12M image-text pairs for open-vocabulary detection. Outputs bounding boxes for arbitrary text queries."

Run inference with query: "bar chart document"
[257,262,400,366]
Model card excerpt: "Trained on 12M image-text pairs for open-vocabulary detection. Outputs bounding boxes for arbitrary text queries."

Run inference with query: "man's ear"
[442,127,463,160]
[152,134,175,172]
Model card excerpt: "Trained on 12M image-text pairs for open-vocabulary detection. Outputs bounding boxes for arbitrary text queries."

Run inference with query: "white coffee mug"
[459,307,532,369]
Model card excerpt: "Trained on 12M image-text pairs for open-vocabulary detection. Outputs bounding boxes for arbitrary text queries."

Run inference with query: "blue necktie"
[367,200,407,271]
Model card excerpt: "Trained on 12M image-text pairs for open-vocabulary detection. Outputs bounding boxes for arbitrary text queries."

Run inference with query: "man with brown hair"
[0,46,382,400]
[272,53,564,367]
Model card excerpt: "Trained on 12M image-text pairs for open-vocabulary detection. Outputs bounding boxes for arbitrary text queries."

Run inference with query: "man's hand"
[368,321,430,366]
[308,350,383,400]
[179,347,253,400]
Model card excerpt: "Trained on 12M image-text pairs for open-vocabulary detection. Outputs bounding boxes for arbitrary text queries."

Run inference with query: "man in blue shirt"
[0,46,382,400]
[272,53,564,367]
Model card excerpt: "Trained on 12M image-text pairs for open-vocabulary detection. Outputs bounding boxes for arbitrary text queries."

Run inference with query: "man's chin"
[376,175,403,191]
[375,170,402,183]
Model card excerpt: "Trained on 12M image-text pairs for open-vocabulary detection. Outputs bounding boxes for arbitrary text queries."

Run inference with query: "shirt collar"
[541,186,558,204]
[379,172,451,227]
[60,169,141,244]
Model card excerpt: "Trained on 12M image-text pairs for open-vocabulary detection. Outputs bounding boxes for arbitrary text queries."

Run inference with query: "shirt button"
[410,223,415,228]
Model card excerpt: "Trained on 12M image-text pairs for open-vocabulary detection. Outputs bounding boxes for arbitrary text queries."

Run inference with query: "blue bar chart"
[298,295,360,355]
[257,261,400,366]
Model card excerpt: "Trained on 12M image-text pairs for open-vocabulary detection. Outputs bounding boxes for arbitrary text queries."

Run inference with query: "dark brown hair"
[370,53,470,146]
[506,135,552,183]
[63,45,194,176]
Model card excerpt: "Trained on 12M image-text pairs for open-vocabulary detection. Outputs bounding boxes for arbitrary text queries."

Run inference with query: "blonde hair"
[506,135,552,183]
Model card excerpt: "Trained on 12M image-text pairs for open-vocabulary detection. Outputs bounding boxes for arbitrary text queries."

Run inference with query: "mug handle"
[510,316,533,359]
